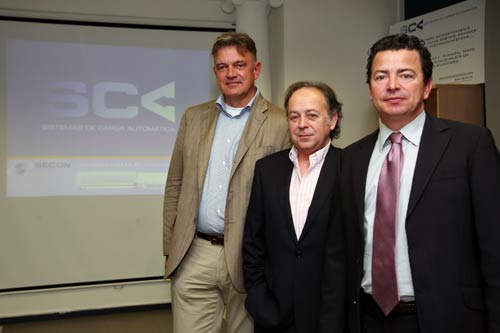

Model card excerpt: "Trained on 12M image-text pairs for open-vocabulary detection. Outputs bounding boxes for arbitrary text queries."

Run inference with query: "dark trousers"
[255,324,295,333]
[254,314,295,333]
[360,291,420,333]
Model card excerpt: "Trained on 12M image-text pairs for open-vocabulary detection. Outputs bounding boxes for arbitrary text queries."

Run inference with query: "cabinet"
[425,84,485,127]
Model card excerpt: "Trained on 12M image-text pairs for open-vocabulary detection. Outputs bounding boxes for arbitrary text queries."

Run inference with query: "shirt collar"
[377,111,426,151]
[289,140,331,168]
[215,88,259,118]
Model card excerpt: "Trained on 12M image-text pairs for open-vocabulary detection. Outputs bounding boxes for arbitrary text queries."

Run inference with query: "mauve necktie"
[372,132,404,316]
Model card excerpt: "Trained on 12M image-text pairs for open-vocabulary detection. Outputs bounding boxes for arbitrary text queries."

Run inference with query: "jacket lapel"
[230,95,268,179]
[407,115,451,219]
[299,146,338,241]
[278,160,297,242]
[197,104,219,193]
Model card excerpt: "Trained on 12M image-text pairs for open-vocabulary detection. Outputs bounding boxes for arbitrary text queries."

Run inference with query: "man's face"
[288,87,337,156]
[369,49,432,130]
[213,46,261,108]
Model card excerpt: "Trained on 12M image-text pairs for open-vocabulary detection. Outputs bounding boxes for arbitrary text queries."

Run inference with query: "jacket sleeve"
[242,160,280,327]
[163,110,187,257]
[470,128,500,332]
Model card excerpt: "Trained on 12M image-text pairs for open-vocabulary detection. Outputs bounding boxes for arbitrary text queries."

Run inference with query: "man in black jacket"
[320,33,500,333]
[243,81,343,332]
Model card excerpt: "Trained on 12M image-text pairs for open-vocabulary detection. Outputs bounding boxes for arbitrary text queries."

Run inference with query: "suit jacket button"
[296,250,303,258]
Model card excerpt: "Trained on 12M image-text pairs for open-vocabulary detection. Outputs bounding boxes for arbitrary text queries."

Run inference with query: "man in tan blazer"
[163,32,290,332]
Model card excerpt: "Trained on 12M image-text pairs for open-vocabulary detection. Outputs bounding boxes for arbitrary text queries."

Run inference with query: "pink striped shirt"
[288,141,331,239]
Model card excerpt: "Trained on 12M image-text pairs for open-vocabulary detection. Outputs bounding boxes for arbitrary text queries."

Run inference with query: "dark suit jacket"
[243,145,340,333]
[320,114,500,333]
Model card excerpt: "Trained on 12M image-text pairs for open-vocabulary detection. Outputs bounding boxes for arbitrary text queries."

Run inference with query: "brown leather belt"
[196,231,224,245]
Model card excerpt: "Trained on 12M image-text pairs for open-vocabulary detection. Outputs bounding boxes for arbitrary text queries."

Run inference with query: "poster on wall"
[390,0,484,84]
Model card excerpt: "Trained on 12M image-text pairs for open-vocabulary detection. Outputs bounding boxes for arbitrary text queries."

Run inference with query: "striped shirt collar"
[289,140,331,171]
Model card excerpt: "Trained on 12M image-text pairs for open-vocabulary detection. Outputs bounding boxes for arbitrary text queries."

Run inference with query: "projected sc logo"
[46,80,176,122]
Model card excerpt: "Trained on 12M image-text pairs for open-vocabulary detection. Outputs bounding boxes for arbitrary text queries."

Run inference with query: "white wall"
[268,4,285,106]
[279,0,399,147]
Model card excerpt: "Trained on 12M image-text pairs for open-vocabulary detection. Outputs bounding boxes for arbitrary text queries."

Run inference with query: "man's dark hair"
[366,33,433,85]
[211,32,257,60]
[284,81,343,139]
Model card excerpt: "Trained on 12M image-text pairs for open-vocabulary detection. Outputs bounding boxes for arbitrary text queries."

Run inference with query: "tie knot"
[390,132,403,144]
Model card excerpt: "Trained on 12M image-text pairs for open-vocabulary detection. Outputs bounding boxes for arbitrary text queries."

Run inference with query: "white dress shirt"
[361,111,426,299]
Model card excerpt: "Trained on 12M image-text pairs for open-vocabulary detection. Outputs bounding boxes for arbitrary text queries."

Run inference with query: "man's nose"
[298,116,308,128]
[226,66,236,77]
[387,75,400,90]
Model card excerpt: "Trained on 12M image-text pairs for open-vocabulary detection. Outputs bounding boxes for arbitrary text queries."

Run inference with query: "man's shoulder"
[255,149,290,168]
[343,130,379,153]
[328,145,342,154]
[266,100,286,113]
[185,99,217,113]
[178,100,217,124]
[427,114,487,136]
[423,115,497,152]
[253,95,286,114]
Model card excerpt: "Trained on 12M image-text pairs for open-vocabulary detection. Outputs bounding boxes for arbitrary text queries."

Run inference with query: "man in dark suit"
[243,81,343,332]
[320,34,500,333]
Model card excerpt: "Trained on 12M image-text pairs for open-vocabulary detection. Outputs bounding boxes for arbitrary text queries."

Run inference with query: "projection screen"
[0,18,223,292]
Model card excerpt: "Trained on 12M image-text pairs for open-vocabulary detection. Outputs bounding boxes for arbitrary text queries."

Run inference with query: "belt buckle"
[210,236,218,245]
[390,301,416,316]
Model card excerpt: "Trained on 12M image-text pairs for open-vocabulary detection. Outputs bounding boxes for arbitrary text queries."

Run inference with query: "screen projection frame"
[0,15,231,318]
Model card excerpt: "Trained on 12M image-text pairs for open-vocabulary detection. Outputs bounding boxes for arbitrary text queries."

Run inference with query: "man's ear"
[329,112,338,130]
[423,77,433,100]
[253,61,262,79]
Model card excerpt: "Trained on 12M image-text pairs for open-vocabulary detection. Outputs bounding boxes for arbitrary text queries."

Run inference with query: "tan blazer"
[163,94,290,291]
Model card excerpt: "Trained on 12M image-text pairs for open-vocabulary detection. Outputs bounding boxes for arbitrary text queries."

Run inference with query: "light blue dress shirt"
[196,91,258,234]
